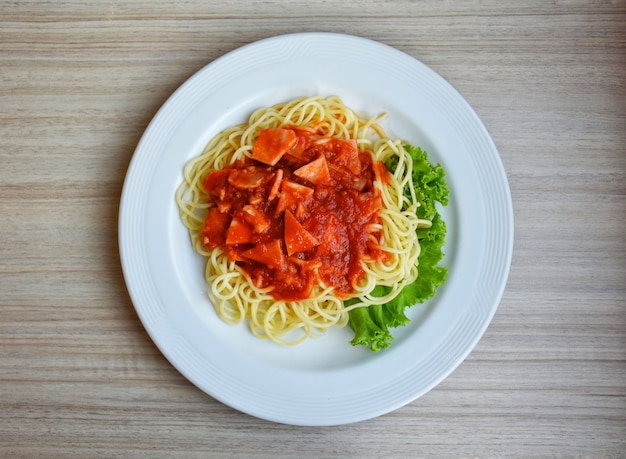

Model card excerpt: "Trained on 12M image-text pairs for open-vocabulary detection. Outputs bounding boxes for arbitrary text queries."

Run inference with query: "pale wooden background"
[1,1,625,457]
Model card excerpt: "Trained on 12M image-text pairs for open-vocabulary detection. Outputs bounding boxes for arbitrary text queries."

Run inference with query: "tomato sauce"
[201,126,390,301]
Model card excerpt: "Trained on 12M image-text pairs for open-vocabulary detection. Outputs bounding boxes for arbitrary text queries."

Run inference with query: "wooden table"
[2,1,624,456]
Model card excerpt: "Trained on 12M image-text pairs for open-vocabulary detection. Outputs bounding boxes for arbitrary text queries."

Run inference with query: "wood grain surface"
[1,1,625,457]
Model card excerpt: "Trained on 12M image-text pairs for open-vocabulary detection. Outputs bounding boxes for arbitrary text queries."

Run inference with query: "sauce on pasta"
[201,126,391,301]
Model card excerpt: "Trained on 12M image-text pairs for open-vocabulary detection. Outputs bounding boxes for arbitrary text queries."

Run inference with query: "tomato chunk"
[202,207,230,249]
[332,138,361,174]
[225,217,254,245]
[251,128,297,166]
[293,155,331,185]
[268,169,283,200]
[241,239,286,271]
[241,205,270,233]
[284,210,320,256]
[204,169,231,200]
[227,167,268,189]
[275,180,314,215]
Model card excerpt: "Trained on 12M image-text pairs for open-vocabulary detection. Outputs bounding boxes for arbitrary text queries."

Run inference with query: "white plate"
[119,32,513,426]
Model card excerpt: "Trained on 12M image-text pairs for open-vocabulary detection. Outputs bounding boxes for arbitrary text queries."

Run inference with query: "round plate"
[119,32,513,426]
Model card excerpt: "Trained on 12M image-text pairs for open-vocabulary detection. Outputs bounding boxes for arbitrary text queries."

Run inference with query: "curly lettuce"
[348,144,449,351]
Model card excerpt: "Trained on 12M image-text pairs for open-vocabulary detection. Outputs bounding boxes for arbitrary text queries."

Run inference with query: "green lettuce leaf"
[347,144,449,351]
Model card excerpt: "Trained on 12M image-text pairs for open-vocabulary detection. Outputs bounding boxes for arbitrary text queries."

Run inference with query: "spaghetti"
[176,96,431,345]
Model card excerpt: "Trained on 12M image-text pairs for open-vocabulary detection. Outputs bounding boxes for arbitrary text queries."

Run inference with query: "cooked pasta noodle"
[175,95,431,345]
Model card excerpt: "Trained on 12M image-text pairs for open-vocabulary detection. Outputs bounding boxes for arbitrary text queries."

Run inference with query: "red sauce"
[201,126,390,301]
